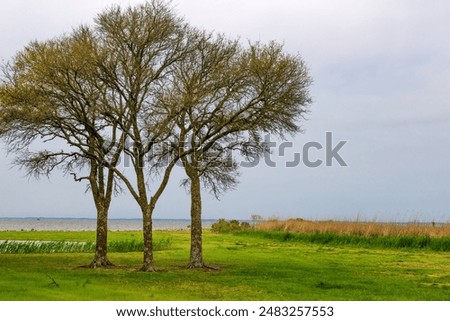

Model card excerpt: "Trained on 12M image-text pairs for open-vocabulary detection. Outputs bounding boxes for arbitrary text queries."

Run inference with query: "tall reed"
[0,238,172,254]
[254,219,450,238]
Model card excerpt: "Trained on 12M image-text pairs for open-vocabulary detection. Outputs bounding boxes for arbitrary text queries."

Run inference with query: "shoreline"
[0,218,217,232]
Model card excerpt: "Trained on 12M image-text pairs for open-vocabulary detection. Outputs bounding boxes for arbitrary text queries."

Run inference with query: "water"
[0,218,217,231]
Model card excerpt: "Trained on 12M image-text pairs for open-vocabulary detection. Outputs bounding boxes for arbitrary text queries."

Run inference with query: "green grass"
[0,230,142,242]
[0,230,449,300]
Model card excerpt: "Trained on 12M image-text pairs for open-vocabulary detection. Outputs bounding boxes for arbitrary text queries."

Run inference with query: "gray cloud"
[1,0,449,222]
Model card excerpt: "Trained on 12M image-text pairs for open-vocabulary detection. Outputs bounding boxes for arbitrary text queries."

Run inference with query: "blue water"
[0,218,217,231]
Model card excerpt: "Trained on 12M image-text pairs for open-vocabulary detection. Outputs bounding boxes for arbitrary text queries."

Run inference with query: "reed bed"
[242,219,450,251]
[239,230,450,251]
[254,219,450,238]
[0,238,172,254]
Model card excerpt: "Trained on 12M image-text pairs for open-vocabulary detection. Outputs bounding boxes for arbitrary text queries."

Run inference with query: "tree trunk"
[187,172,205,269]
[141,206,156,272]
[89,204,113,268]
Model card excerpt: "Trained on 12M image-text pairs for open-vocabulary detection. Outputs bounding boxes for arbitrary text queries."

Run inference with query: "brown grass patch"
[254,219,450,238]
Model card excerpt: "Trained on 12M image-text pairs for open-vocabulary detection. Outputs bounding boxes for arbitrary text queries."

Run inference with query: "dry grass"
[254,219,450,238]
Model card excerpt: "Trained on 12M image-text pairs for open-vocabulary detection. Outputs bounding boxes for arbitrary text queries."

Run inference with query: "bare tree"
[0,28,125,267]
[164,35,312,268]
[0,0,312,273]
[90,1,196,272]
[0,1,195,271]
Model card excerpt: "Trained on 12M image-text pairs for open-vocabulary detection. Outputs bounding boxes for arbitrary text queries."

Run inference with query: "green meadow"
[0,230,449,300]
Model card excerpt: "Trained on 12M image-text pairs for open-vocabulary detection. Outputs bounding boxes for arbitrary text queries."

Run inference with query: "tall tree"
[165,36,312,268]
[90,1,195,271]
[0,1,193,271]
[0,28,125,267]
[1,0,312,273]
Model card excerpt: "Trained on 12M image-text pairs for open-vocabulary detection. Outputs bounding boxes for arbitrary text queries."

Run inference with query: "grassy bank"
[237,230,450,251]
[0,230,449,300]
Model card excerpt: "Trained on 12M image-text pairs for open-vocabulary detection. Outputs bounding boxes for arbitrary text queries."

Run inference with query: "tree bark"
[89,204,113,268]
[139,161,176,272]
[141,206,156,272]
[186,169,205,269]
[87,159,114,269]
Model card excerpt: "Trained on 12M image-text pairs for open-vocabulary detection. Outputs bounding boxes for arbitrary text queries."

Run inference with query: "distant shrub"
[211,219,252,233]
[240,222,251,230]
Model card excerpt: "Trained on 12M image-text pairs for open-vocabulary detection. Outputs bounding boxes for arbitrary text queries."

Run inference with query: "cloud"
[1,0,449,221]
[174,0,450,66]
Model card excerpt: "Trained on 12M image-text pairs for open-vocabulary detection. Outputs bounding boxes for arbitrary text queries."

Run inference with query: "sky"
[0,0,449,222]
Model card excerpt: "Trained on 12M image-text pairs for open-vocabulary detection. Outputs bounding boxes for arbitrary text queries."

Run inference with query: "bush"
[211,219,252,233]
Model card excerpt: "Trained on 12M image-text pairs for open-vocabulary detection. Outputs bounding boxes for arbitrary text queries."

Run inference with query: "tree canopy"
[0,0,312,271]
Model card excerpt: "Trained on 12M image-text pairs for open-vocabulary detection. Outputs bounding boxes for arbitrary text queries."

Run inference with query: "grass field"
[0,229,449,300]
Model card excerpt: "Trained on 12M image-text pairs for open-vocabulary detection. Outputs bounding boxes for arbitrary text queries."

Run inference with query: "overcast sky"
[1,0,449,222]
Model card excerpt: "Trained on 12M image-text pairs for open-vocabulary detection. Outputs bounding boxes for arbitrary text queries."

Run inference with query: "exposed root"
[186,262,220,270]
[140,264,157,272]
[89,257,114,269]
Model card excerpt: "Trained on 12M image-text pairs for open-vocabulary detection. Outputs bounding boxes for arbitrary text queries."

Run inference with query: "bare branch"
[70,172,90,182]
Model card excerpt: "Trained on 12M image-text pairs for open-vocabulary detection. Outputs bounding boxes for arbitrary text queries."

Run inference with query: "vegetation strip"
[0,238,172,254]
[236,230,450,251]
[254,219,450,238]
